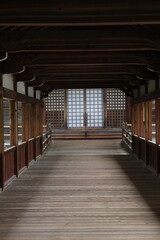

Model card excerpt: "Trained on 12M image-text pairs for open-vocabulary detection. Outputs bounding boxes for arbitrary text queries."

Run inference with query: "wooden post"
[0,92,4,189]
[156,99,160,145]
[103,89,106,128]
[10,100,18,176]
[22,103,29,166]
[131,104,135,135]
[126,96,132,124]
[64,89,67,128]
[145,101,152,141]
[30,104,36,159]
[22,103,29,142]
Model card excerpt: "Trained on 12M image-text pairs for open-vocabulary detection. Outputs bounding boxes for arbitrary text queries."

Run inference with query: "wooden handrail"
[4,146,16,153]
[122,128,132,150]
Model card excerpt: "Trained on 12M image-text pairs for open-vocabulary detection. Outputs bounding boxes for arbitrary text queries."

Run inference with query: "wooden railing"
[42,130,52,152]
[1,130,52,190]
[122,128,132,150]
[4,146,16,183]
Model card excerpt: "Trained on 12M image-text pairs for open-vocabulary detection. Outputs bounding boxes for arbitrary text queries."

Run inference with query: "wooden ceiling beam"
[15,73,145,82]
[0,29,159,52]
[0,58,25,74]
[0,1,160,26]
[8,51,158,66]
[0,52,8,62]
[23,65,145,75]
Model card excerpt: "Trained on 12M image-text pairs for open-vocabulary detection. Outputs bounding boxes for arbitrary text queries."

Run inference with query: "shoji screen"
[67,89,84,127]
[45,89,65,129]
[104,88,126,127]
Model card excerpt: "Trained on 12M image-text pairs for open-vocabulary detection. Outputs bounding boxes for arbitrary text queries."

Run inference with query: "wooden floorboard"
[0,140,160,239]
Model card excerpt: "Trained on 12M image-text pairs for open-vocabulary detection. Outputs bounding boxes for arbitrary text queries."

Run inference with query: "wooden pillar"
[30,104,36,159]
[126,96,132,124]
[30,104,36,138]
[39,104,43,154]
[22,103,29,142]
[137,104,140,136]
[64,89,67,128]
[42,100,46,132]
[10,100,18,176]
[145,101,152,141]
[0,92,4,189]
[156,99,160,145]
[103,89,107,128]
[22,103,29,166]
[131,104,135,135]
[132,104,139,136]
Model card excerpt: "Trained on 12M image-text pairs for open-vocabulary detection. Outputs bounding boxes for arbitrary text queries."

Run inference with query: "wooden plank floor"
[0,140,160,240]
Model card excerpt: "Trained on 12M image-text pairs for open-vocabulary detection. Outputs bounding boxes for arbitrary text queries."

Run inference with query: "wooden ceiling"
[0,1,160,97]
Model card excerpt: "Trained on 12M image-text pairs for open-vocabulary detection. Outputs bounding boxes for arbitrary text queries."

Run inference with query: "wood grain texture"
[0,140,160,240]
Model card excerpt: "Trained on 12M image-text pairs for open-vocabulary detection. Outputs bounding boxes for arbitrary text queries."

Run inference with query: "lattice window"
[45,88,126,129]
[86,89,104,127]
[45,89,65,129]
[104,88,126,127]
[3,99,10,148]
[67,89,84,127]
[18,102,22,143]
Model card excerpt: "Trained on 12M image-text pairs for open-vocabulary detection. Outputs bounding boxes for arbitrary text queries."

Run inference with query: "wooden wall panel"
[4,147,15,182]
[17,143,26,172]
[139,138,146,163]
[146,142,158,172]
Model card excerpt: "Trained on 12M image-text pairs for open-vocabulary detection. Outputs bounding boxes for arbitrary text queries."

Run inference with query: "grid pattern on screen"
[45,89,65,128]
[3,99,10,147]
[105,88,126,127]
[67,89,84,127]
[86,89,104,127]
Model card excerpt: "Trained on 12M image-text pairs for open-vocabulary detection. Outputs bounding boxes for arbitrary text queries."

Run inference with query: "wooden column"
[131,104,135,135]
[40,104,43,154]
[0,91,4,189]
[30,104,36,138]
[10,100,18,176]
[103,89,107,128]
[30,104,36,159]
[22,103,29,142]
[145,101,152,141]
[42,100,46,132]
[132,104,139,136]
[126,96,132,124]
[22,103,29,166]
[156,99,160,145]
[64,89,67,128]
[137,104,141,136]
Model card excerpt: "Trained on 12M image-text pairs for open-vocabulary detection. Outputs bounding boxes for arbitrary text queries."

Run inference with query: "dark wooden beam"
[0,59,25,74]
[137,68,157,80]
[23,74,146,83]
[23,65,145,75]
[3,88,42,105]
[15,73,35,82]
[0,52,8,61]
[0,29,159,52]
[8,51,159,66]
[35,80,138,90]
[0,1,160,26]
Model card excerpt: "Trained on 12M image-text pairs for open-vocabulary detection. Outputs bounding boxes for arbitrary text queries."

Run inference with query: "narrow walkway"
[0,140,160,240]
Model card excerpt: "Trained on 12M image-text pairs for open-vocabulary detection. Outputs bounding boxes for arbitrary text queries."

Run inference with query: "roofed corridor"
[0,140,160,240]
